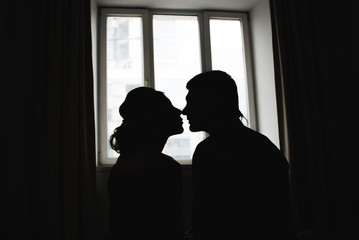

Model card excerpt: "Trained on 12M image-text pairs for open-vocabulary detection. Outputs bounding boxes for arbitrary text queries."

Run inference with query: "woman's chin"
[172,126,184,135]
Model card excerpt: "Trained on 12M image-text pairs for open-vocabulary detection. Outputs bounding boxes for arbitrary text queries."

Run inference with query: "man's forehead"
[186,88,205,100]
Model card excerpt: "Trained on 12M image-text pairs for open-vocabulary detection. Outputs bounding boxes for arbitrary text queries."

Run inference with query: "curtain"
[2,0,98,239]
[270,0,359,239]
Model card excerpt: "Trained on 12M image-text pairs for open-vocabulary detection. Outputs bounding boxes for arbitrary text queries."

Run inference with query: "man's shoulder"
[195,136,216,150]
[192,137,217,161]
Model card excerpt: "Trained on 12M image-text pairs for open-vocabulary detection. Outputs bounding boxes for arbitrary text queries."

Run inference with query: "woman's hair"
[186,70,244,119]
[109,87,169,154]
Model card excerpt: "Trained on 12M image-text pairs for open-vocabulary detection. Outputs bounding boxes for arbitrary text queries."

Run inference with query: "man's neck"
[209,118,243,136]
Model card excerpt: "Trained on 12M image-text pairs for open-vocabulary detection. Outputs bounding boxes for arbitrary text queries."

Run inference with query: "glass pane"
[153,15,204,163]
[210,19,249,122]
[107,16,144,158]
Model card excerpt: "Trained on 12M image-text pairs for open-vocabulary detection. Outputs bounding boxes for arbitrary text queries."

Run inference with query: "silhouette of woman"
[106,87,184,240]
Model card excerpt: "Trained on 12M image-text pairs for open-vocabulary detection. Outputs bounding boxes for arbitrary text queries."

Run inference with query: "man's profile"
[182,70,296,240]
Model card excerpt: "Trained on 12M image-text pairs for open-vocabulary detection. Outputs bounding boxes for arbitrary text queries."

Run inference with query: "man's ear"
[206,94,218,113]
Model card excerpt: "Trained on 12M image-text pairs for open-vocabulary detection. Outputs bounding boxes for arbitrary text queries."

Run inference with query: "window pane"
[107,16,144,158]
[210,19,249,122]
[153,15,204,162]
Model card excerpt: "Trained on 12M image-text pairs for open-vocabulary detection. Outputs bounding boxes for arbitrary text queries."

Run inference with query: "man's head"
[182,70,243,133]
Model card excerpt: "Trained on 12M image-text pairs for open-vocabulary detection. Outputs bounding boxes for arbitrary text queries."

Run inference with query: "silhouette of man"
[182,70,296,240]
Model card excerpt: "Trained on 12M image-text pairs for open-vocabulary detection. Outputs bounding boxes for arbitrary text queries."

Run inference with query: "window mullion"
[202,12,212,72]
[142,10,154,88]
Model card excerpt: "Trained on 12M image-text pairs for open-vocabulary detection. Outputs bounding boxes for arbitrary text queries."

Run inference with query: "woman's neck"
[143,135,169,153]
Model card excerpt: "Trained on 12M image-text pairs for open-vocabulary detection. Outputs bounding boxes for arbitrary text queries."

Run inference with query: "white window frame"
[203,11,257,128]
[98,8,256,166]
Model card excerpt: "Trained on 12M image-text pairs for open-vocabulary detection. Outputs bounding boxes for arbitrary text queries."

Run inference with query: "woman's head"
[110,87,183,154]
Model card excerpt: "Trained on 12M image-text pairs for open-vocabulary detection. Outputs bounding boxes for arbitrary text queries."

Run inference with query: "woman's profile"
[106,87,184,240]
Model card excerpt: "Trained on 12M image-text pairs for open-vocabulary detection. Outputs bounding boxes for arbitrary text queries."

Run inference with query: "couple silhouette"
[106,70,296,240]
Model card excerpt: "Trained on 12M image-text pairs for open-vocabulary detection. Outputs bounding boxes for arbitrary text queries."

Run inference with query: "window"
[99,9,255,165]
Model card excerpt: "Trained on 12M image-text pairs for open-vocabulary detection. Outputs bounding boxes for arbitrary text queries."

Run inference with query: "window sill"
[96,163,192,175]
[96,165,113,172]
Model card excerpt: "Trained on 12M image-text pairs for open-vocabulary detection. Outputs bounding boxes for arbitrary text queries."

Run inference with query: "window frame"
[98,8,256,166]
[203,11,257,128]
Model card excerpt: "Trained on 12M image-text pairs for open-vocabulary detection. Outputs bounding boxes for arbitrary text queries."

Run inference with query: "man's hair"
[186,70,244,119]
[186,70,243,118]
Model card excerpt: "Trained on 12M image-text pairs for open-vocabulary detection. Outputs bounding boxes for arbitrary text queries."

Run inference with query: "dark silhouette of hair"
[186,70,244,119]
[109,87,174,154]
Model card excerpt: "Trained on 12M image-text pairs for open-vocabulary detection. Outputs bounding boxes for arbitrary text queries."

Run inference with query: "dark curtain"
[2,0,98,239]
[270,0,359,239]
